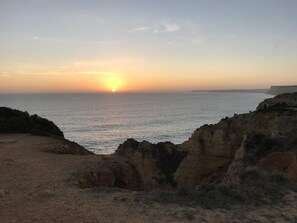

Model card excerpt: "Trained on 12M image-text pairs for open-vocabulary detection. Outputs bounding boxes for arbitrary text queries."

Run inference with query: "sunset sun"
[101,75,124,92]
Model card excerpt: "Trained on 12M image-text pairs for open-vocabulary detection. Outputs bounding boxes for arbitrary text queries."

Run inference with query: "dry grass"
[132,170,297,209]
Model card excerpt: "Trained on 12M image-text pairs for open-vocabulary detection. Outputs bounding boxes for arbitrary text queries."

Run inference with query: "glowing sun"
[99,74,125,93]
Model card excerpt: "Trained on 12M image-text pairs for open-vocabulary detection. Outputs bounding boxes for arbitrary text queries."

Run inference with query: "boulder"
[116,139,187,190]
[78,156,143,190]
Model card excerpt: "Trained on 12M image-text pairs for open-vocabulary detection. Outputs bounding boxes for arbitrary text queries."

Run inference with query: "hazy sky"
[0,0,296,92]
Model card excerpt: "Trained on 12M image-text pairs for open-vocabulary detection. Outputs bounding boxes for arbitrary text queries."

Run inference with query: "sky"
[0,0,296,92]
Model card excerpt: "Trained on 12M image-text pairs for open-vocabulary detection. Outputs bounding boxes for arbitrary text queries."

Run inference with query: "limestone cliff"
[116,139,187,190]
[116,92,297,190]
[267,85,297,95]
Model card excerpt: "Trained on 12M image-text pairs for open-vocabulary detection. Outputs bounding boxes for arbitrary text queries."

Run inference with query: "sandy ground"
[0,134,297,223]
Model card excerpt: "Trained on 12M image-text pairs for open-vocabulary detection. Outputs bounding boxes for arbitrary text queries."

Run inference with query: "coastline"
[0,91,270,154]
[191,89,268,93]
[0,93,297,222]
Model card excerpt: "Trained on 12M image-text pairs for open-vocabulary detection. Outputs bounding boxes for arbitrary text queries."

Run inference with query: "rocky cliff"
[0,107,64,138]
[1,94,296,192]
[116,92,297,190]
[1,95,297,222]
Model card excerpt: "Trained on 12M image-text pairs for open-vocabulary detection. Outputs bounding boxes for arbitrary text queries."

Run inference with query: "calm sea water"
[0,92,270,154]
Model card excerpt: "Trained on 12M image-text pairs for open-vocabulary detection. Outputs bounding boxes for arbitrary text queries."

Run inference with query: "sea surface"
[0,92,271,154]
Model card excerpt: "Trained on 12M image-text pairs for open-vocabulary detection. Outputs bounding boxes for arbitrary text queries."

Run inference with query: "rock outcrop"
[43,139,93,155]
[116,92,297,190]
[116,139,187,190]
[0,107,64,138]
[0,107,143,191]
[78,155,143,190]
[257,93,297,110]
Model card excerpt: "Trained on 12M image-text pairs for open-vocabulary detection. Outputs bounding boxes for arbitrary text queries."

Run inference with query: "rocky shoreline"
[110,92,297,191]
[0,93,297,222]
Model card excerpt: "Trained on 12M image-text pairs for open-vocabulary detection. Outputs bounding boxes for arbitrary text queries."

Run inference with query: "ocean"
[0,92,270,154]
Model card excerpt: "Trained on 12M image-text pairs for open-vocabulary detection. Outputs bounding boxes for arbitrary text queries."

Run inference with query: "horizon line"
[0,88,271,94]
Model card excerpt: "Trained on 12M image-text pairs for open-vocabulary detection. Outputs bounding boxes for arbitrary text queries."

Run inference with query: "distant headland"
[191,89,268,93]
[192,85,297,95]
[267,85,297,95]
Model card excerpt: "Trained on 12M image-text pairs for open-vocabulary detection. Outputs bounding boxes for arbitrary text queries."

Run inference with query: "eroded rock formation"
[115,92,297,190]
[2,93,296,192]
[257,92,297,110]
[78,156,143,190]
[116,139,187,190]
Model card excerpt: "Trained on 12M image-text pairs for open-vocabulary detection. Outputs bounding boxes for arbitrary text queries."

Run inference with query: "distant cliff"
[267,85,297,95]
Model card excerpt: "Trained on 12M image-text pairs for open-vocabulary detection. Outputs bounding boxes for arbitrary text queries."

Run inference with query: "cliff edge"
[116,92,297,190]
[0,107,64,138]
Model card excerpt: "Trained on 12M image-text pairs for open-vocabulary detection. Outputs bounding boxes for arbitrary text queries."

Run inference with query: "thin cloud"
[1,72,10,78]
[75,71,123,76]
[18,69,71,76]
[131,22,181,34]
[8,69,123,77]
[30,36,118,45]
[73,57,143,68]
[162,23,180,32]
[153,22,181,33]
[4,67,126,77]
[131,26,150,32]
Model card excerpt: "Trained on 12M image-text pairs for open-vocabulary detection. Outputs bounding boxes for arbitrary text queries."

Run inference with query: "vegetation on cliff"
[0,107,64,138]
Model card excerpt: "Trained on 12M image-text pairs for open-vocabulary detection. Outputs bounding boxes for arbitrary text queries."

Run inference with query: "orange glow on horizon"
[99,74,125,92]
[1,64,296,93]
